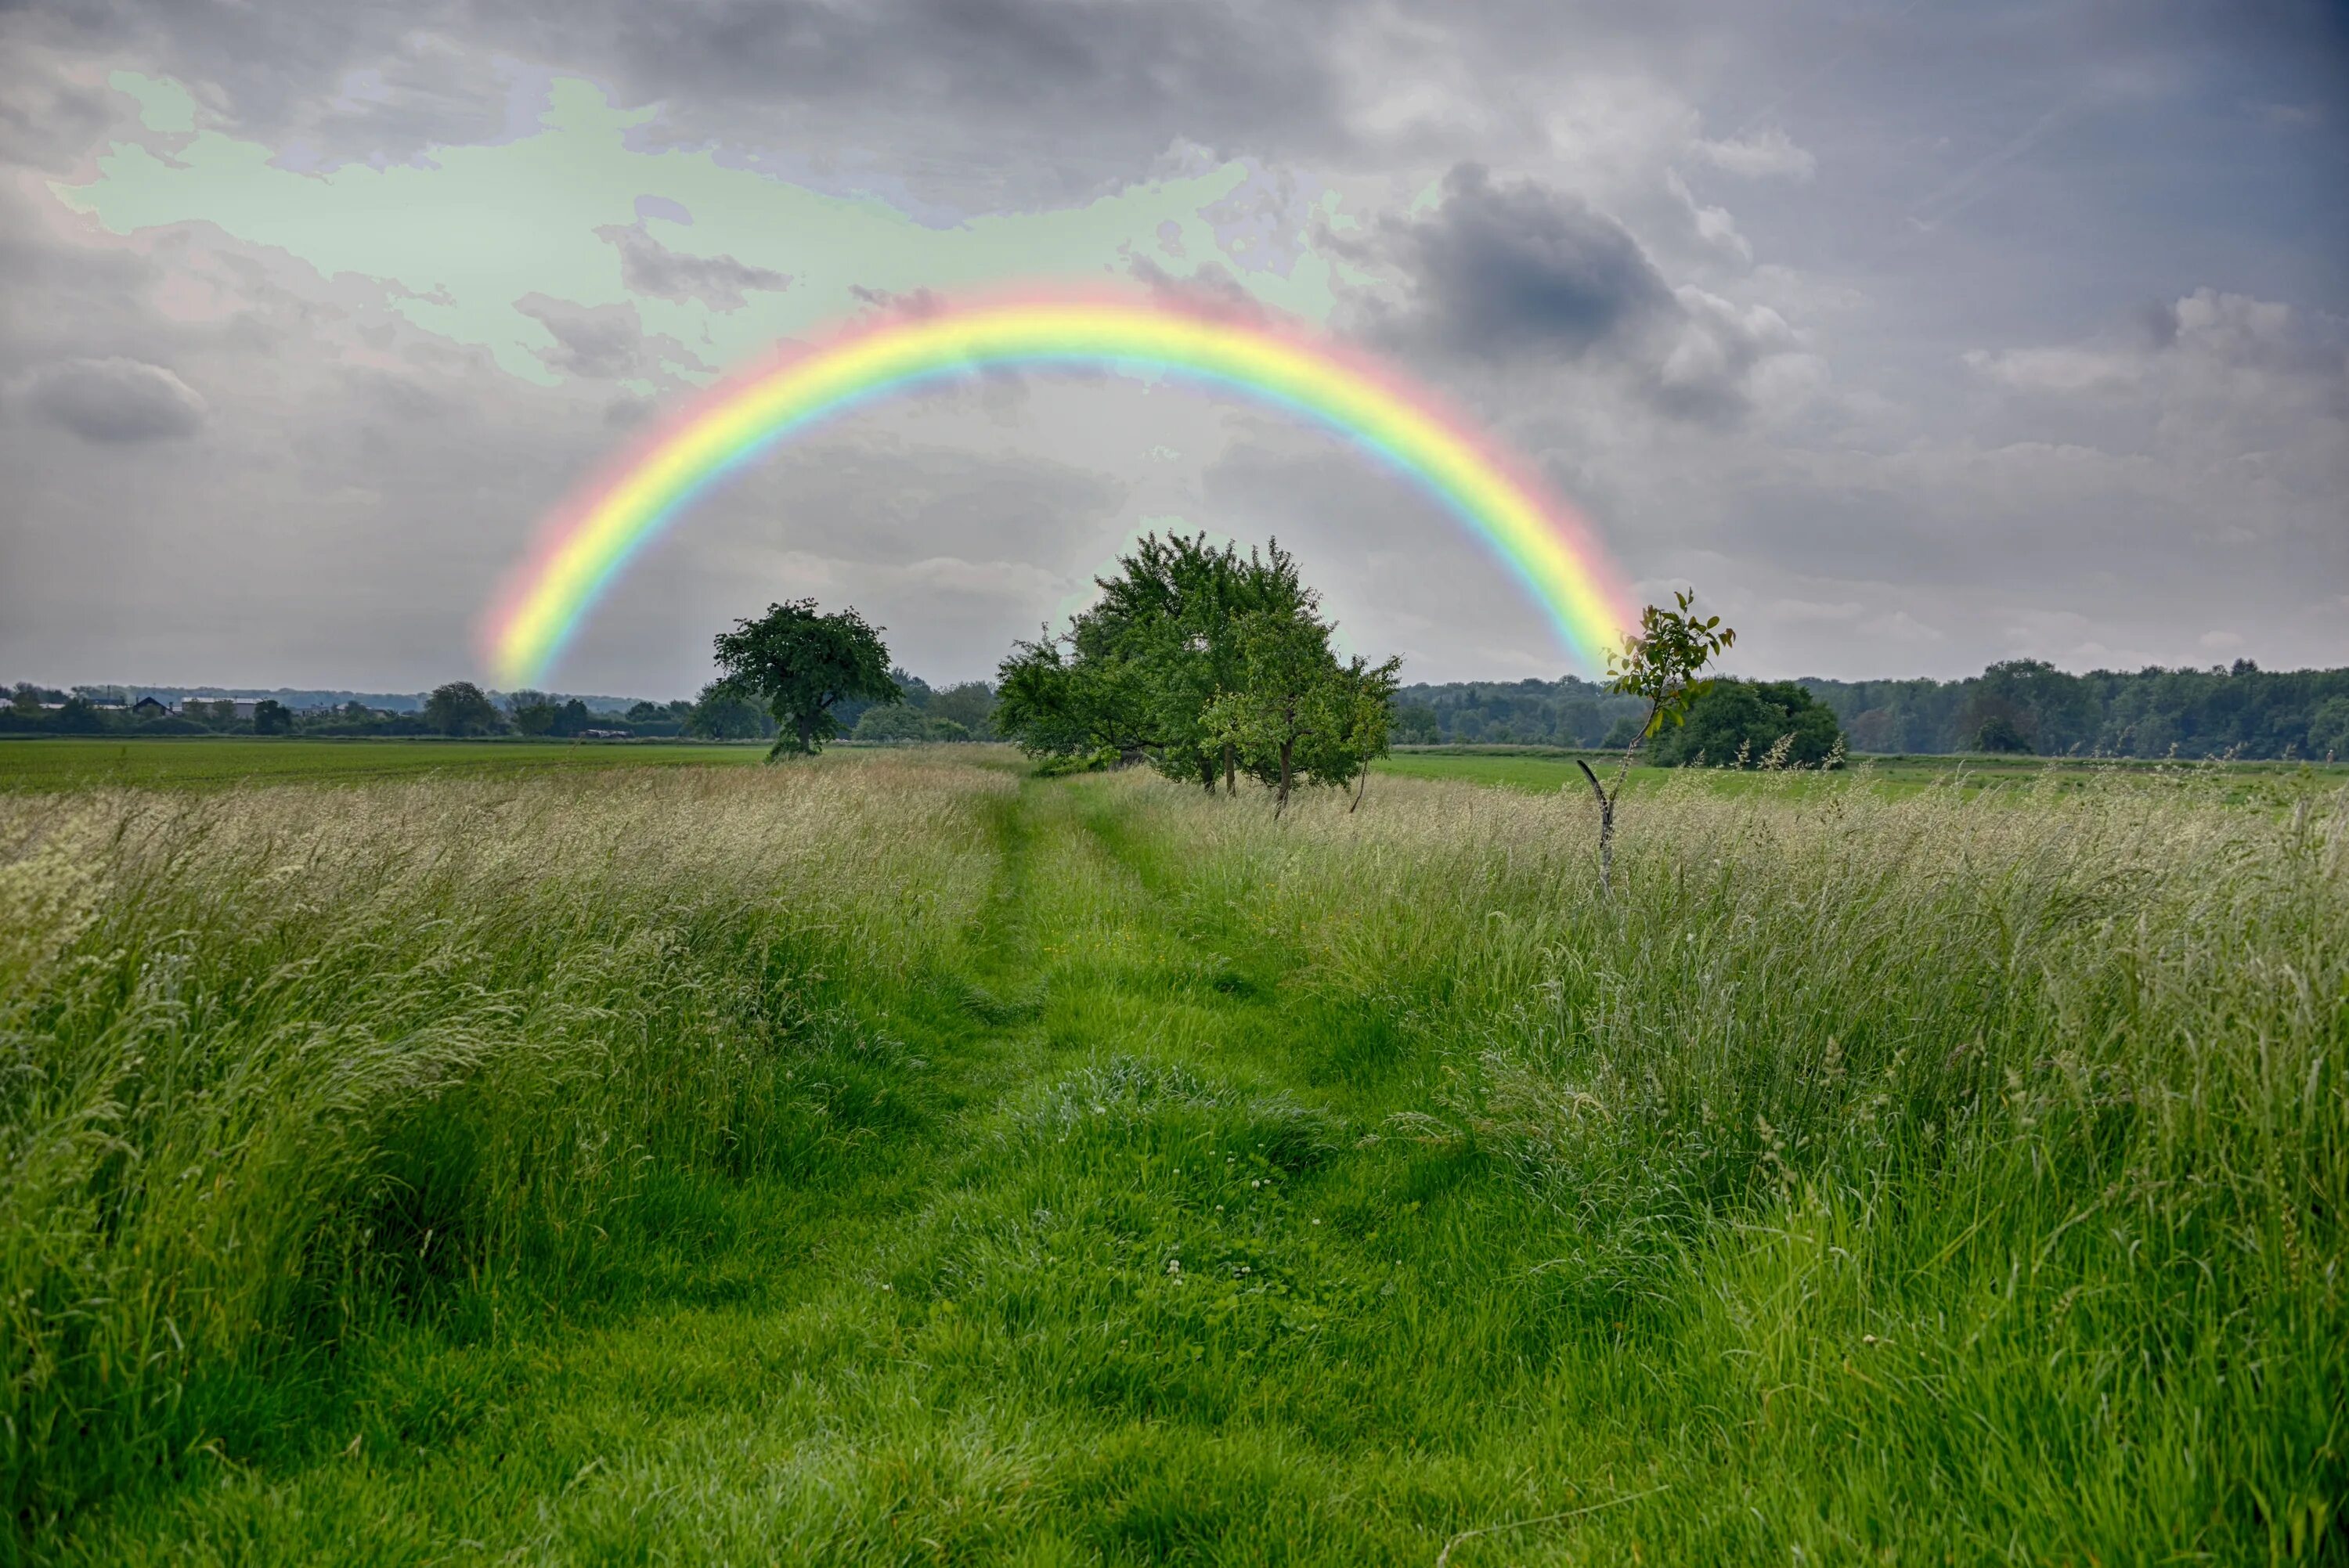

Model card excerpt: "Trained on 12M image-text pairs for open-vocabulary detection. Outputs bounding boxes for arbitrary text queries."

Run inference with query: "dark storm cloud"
[21,356,206,442]
[594,221,791,312]
[1345,164,1802,423]
[1356,163,1675,359]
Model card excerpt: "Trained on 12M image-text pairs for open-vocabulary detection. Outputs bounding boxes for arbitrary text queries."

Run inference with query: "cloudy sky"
[3,1,2344,694]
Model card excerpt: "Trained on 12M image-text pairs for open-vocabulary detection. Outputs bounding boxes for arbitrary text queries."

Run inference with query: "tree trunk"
[1276,738,1293,817]
[1223,742,1236,796]
[1349,764,1369,813]
[1575,759,1615,898]
[796,712,815,754]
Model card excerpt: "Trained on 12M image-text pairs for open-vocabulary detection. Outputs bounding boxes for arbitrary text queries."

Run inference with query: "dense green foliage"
[710,598,901,757]
[1809,658,2349,758]
[998,535,1398,799]
[4,755,2340,1563]
[1392,674,1646,748]
[421,680,500,737]
[1645,678,1844,767]
[1397,659,2349,758]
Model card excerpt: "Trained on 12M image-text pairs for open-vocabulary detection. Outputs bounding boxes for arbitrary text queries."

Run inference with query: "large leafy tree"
[994,533,1317,783]
[711,599,900,759]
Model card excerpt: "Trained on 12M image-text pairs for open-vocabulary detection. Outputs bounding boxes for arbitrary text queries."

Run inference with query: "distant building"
[132,696,168,717]
[179,697,258,720]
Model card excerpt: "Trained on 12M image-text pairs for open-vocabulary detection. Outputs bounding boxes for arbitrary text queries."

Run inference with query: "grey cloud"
[23,357,206,442]
[1354,163,1676,359]
[1692,127,1815,180]
[594,221,790,311]
[5,0,2346,689]
[513,294,709,382]
[1345,164,1802,423]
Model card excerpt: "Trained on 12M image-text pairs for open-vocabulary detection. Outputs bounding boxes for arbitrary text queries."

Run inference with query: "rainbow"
[485,291,1635,687]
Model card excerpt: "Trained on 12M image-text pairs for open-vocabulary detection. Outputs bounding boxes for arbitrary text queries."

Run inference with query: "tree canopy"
[424,681,501,737]
[710,599,900,758]
[995,533,1400,803]
[1646,679,1844,768]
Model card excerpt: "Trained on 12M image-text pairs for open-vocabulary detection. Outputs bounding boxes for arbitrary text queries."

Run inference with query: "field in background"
[10,735,2339,801]
[5,751,2341,1563]
[1379,742,2347,802]
[0,736,778,791]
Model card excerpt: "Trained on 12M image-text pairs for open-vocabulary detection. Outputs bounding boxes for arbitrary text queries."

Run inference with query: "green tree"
[252,699,292,735]
[851,704,933,744]
[926,682,997,738]
[711,599,900,759]
[1393,703,1441,745]
[1646,679,1842,769]
[994,534,1318,786]
[684,680,771,740]
[1972,712,2033,754]
[1200,608,1401,816]
[424,681,502,737]
[994,633,1142,759]
[550,697,594,737]
[1575,589,1734,896]
[52,696,103,734]
[2309,697,2349,762]
[507,690,559,736]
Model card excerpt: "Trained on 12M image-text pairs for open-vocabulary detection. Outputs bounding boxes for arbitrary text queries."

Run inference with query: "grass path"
[70,775,1657,1565]
[40,762,2344,1564]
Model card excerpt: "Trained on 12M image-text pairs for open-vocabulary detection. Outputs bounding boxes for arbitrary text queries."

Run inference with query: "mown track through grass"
[14,756,2344,1564]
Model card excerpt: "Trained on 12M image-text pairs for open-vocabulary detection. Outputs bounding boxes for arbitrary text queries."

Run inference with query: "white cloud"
[1693,127,1816,181]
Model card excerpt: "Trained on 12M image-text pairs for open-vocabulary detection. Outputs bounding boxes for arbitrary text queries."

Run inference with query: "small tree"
[711,598,900,759]
[253,699,292,735]
[1575,589,1734,896]
[1202,610,1401,817]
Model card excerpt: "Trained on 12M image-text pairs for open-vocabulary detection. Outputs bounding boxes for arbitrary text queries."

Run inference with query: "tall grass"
[1120,763,2347,1554]
[5,753,2341,1560]
[0,760,1007,1533]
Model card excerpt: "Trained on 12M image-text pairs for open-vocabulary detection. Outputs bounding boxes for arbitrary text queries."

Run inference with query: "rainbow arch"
[484,291,1635,688]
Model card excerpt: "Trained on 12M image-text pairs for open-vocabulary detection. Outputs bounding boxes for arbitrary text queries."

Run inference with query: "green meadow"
[3,748,2341,1563]
[1377,744,2349,803]
[0,737,768,792]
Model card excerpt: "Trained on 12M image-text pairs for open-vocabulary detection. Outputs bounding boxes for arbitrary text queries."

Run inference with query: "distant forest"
[1398,659,2349,760]
[15,658,2349,761]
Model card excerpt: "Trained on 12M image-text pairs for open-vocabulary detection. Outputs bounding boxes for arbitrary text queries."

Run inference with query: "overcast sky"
[3,1,2344,694]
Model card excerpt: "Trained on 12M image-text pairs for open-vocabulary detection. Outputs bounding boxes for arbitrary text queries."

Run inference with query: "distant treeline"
[3,675,999,744]
[1398,659,2349,759]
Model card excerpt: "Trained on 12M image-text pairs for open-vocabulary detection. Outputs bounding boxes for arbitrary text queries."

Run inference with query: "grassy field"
[0,737,773,791]
[3,749,2341,1563]
[1378,744,2349,804]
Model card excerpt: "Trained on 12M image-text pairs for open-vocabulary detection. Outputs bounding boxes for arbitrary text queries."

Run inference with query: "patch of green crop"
[8,755,2342,1564]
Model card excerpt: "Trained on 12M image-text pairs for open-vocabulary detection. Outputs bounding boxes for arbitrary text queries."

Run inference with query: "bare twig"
[1433,1484,1668,1566]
